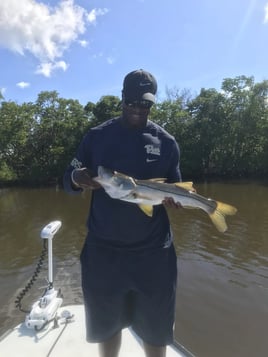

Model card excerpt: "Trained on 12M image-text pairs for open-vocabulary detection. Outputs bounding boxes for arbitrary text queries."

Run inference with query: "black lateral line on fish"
[135,180,217,210]
[135,180,193,196]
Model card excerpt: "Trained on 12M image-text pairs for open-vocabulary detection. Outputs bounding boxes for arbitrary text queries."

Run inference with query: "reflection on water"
[0,182,267,357]
[169,181,268,357]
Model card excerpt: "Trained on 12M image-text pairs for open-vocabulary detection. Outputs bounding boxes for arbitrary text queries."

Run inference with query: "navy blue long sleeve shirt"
[63,117,181,249]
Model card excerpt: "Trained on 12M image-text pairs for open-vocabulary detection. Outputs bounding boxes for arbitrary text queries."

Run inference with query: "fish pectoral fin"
[174,182,195,191]
[209,201,237,233]
[138,204,153,217]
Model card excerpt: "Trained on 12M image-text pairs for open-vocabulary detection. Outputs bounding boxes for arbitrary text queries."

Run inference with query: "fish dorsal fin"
[114,171,132,179]
[114,171,137,186]
[174,182,194,191]
[138,204,153,217]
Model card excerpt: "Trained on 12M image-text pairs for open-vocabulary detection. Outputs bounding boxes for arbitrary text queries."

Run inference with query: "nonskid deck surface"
[0,305,191,357]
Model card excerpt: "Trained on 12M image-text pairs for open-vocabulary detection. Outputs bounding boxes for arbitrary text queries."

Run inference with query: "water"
[0,182,267,357]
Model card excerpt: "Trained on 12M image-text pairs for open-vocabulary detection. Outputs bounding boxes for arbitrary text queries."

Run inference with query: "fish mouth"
[94,166,136,199]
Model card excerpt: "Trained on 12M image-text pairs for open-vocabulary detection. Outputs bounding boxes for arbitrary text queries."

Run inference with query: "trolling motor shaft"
[25,221,63,331]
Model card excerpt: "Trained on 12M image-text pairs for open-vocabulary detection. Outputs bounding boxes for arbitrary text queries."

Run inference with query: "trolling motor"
[24,221,63,331]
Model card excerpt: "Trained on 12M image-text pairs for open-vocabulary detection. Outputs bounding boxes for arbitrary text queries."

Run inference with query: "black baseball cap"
[122,69,157,103]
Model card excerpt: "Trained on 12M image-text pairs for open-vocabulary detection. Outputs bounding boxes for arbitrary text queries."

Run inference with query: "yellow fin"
[175,182,194,191]
[209,210,228,232]
[138,204,153,217]
[209,201,237,232]
[216,201,237,216]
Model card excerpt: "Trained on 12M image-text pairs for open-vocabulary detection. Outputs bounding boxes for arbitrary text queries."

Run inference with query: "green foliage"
[218,76,268,176]
[91,95,121,126]
[0,76,268,185]
[0,101,36,181]
[0,162,17,181]
[186,88,227,177]
[0,92,89,185]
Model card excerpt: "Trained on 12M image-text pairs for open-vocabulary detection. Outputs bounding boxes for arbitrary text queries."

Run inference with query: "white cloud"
[36,60,69,77]
[264,3,268,23]
[107,56,115,65]
[93,52,104,59]
[78,39,89,48]
[16,82,30,89]
[87,8,109,24]
[0,87,6,98]
[0,0,108,77]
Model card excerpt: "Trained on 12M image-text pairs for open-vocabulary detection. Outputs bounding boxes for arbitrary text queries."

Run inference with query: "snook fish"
[93,166,237,233]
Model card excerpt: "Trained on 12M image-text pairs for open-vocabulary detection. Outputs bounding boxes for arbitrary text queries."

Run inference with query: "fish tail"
[209,201,237,233]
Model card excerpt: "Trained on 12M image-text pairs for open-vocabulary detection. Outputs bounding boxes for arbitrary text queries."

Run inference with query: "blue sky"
[1,0,268,106]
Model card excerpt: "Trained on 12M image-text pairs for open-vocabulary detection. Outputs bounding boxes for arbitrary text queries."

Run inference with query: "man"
[64,69,182,357]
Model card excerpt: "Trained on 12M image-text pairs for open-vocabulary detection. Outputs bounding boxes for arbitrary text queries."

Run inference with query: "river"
[0,181,267,357]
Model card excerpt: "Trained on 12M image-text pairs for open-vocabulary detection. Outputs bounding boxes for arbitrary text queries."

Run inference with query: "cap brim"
[141,92,155,103]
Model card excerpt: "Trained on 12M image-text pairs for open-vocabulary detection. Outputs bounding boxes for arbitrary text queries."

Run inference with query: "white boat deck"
[0,305,193,357]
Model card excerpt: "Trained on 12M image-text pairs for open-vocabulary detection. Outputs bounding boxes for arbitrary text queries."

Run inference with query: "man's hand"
[72,168,101,190]
[162,197,182,209]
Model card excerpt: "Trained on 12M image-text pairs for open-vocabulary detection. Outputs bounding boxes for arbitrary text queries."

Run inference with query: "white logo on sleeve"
[70,158,82,169]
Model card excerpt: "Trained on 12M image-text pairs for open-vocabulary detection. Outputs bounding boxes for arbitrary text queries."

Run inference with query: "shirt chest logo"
[144,144,160,162]
[144,144,160,156]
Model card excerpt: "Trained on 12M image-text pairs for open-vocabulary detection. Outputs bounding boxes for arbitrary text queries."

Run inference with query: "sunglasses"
[125,100,153,109]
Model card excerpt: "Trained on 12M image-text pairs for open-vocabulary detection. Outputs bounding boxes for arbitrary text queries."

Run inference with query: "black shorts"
[80,240,177,346]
